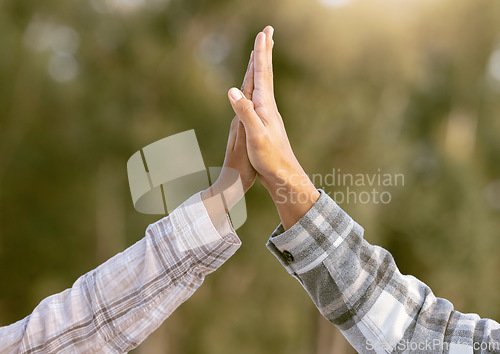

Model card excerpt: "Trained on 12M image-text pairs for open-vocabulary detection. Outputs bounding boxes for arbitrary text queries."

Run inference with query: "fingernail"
[269,26,274,38]
[229,88,243,102]
[255,32,265,47]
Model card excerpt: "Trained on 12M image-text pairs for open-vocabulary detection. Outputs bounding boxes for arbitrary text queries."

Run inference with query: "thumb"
[228,88,264,133]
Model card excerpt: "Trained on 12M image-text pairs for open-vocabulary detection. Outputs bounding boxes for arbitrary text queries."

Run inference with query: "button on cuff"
[283,250,294,262]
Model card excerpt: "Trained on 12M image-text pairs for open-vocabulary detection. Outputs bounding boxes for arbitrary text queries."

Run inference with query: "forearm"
[262,168,320,230]
[0,192,240,353]
[267,190,500,353]
[202,168,245,235]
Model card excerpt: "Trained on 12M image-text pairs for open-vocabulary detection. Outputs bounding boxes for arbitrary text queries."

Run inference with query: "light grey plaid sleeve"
[267,190,500,353]
[0,192,240,353]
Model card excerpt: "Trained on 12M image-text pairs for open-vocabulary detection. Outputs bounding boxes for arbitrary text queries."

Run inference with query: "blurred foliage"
[1,0,500,353]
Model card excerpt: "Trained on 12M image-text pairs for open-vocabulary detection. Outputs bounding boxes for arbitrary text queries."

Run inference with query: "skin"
[204,26,319,231]
[201,47,257,230]
[228,26,320,230]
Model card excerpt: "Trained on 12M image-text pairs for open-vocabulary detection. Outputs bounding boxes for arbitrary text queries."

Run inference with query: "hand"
[201,51,256,231]
[227,26,320,229]
[219,51,256,194]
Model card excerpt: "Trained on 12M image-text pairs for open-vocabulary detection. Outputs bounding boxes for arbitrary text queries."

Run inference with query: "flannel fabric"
[0,192,240,353]
[267,190,500,353]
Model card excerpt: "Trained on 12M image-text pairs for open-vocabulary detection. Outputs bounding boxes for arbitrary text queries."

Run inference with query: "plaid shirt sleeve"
[0,192,241,353]
[267,190,500,353]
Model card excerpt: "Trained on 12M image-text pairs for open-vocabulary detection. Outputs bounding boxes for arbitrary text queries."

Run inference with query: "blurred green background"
[1,0,500,353]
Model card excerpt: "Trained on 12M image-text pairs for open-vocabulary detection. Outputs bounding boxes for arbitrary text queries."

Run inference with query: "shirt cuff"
[165,192,241,273]
[266,189,363,277]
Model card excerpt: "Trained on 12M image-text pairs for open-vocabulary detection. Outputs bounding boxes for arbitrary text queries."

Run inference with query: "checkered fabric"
[267,190,500,353]
[0,193,240,353]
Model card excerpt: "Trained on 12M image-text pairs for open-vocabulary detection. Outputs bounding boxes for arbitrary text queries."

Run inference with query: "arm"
[267,191,500,353]
[0,51,257,353]
[0,193,240,353]
[229,27,500,353]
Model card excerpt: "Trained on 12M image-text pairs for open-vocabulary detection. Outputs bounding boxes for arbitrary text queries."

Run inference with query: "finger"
[236,51,255,145]
[227,116,238,151]
[263,26,274,74]
[235,119,249,152]
[242,61,254,100]
[260,26,276,107]
[228,88,264,132]
[241,51,254,94]
[253,32,271,93]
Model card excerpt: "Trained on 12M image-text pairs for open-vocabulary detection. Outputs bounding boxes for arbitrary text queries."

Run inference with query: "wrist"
[261,169,320,230]
[201,169,245,234]
[262,169,314,198]
[210,173,245,211]
[272,185,319,230]
[270,179,319,208]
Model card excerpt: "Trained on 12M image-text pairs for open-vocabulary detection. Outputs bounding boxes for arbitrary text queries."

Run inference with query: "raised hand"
[226,26,320,229]
[202,50,256,231]
[221,51,256,194]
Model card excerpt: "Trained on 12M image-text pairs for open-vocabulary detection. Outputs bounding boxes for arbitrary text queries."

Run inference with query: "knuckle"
[256,106,269,116]
[254,65,266,73]
[240,100,255,115]
[251,131,269,146]
[253,95,266,107]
